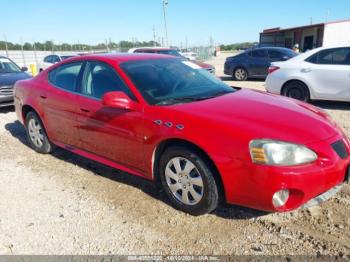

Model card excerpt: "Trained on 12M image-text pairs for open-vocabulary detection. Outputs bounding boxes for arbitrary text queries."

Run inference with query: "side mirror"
[282,56,289,61]
[21,66,28,72]
[101,91,138,110]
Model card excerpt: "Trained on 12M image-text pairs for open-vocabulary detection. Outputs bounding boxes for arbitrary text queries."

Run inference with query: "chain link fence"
[0,45,215,75]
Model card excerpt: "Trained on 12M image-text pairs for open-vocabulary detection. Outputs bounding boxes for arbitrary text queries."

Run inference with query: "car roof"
[287,45,350,62]
[250,47,293,52]
[132,47,176,51]
[65,53,175,63]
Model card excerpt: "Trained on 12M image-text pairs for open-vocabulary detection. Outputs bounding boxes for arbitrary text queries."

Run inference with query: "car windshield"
[0,57,22,73]
[120,58,235,105]
[157,50,183,57]
[61,56,75,60]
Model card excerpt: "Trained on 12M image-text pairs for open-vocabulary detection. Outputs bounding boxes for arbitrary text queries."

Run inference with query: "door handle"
[301,68,312,73]
[39,95,47,99]
[80,108,90,113]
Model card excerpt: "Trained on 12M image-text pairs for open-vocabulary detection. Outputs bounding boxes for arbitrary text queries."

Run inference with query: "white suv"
[266,46,350,102]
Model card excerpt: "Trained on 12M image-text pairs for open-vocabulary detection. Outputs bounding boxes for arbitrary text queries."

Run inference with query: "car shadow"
[311,101,350,111]
[5,120,266,220]
[0,106,15,114]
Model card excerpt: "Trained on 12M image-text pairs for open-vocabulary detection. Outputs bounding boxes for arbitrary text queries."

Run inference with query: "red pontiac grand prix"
[14,54,350,215]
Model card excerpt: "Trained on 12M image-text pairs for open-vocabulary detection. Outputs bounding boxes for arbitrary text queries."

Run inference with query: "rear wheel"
[233,67,248,81]
[25,111,54,154]
[283,81,310,102]
[159,146,219,216]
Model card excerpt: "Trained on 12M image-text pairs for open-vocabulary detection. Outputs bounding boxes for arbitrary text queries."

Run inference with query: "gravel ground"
[0,53,349,256]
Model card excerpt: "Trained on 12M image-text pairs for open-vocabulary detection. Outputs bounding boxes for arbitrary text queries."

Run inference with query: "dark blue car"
[224,47,297,81]
[0,56,31,107]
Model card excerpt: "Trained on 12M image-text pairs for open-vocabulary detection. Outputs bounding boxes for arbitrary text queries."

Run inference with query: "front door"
[76,61,145,171]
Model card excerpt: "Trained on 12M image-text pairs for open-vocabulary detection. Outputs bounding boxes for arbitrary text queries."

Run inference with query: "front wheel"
[25,111,55,154]
[159,146,219,216]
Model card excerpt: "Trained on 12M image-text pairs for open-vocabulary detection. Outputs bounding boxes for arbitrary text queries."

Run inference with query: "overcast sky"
[2,0,350,46]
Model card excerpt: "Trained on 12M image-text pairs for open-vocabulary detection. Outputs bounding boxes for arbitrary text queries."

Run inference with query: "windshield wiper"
[156,97,197,105]
[156,91,233,106]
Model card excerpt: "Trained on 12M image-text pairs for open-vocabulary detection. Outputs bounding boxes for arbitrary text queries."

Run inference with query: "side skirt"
[52,140,150,180]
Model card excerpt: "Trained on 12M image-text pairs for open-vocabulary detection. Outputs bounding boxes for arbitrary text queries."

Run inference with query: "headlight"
[249,139,317,166]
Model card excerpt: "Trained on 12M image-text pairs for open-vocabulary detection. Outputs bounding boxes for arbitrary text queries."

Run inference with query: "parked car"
[266,46,350,102]
[39,54,77,71]
[0,56,31,107]
[181,51,198,61]
[129,47,216,74]
[224,47,297,81]
[14,54,350,215]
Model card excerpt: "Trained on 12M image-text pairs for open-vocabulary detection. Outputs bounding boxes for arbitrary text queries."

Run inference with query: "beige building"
[259,19,350,52]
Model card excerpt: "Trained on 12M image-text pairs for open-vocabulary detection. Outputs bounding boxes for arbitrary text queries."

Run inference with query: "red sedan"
[14,54,350,215]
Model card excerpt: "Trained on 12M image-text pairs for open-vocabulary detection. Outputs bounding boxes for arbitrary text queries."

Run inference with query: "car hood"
[0,72,31,86]
[165,89,340,145]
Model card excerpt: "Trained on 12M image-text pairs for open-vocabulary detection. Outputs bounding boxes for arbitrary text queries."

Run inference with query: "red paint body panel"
[14,54,350,212]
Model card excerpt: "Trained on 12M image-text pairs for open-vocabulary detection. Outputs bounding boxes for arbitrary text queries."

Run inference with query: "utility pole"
[326,10,330,22]
[162,0,169,47]
[3,34,9,57]
[153,26,157,46]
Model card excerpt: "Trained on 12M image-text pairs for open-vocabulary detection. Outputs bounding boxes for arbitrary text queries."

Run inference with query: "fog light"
[272,189,290,208]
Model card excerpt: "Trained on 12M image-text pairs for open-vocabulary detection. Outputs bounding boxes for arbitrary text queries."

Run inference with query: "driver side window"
[81,61,136,100]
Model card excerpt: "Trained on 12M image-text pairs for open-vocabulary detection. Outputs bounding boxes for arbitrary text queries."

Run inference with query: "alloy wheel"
[234,68,247,81]
[28,118,44,148]
[165,157,204,206]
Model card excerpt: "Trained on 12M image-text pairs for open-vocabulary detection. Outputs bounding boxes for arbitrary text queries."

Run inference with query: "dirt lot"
[0,53,349,256]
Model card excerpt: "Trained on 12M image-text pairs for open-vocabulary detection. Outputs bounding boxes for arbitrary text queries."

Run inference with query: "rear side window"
[306,48,350,65]
[251,49,267,58]
[268,50,284,59]
[52,55,61,63]
[48,62,83,92]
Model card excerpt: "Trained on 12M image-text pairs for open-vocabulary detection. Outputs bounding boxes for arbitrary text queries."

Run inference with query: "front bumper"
[222,135,350,212]
[0,95,14,107]
[0,85,14,107]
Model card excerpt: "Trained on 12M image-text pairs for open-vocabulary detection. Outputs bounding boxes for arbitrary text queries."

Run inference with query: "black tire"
[25,111,55,154]
[233,67,248,81]
[283,81,310,102]
[159,146,219,216]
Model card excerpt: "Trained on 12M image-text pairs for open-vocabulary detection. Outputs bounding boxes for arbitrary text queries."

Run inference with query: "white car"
[181,52,198,61]
[266,46,350,102]
[39,54,77,71]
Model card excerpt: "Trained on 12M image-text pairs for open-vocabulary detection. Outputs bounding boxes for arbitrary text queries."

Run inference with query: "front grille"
[331,140,349,159]
[0,85,14,96]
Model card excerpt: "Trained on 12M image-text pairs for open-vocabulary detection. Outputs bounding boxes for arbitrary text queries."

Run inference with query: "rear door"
[44,62,84,146]
[304,47,350,101]
[76,60,145,171]
[248,49,270,77]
